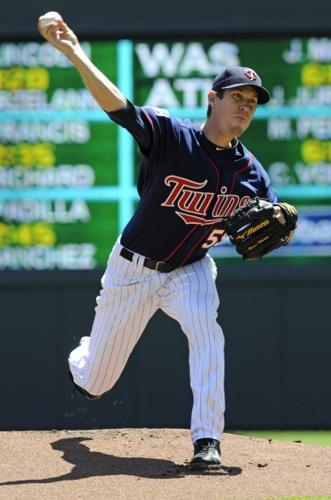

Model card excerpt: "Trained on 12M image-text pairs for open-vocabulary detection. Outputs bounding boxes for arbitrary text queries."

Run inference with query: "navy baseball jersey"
[107,101,278,268]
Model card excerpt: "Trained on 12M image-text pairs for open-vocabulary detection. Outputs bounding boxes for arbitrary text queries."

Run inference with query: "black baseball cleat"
[68,370,102,400]
[190,438,221,469]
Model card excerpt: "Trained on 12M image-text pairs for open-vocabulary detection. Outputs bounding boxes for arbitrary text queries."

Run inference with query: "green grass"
[231,430,331,446]
[231,433,331,500]
[265,497,331,500]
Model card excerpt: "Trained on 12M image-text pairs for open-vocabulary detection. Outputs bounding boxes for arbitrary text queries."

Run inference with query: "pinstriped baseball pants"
[68,238,225,443]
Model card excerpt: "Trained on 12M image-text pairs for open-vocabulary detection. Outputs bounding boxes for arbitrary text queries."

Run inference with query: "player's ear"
[208,90,217,108]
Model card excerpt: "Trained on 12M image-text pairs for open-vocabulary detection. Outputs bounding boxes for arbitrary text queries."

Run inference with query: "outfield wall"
[1,0,330,39]
[1,263,330,430]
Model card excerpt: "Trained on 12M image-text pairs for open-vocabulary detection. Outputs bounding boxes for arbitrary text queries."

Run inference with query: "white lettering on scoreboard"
[135,42,239,108]
[0,244,96,270]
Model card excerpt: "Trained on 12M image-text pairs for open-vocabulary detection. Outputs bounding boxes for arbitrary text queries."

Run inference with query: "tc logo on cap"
[244,68,257,81]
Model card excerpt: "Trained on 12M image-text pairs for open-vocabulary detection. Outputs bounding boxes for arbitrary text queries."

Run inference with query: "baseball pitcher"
[38,13,297,469]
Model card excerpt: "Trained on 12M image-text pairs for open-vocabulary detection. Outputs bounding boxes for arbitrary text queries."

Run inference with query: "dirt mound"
[0,428,330,500]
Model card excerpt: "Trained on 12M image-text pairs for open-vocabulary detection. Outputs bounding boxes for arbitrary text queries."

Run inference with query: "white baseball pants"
[68,238,225,443]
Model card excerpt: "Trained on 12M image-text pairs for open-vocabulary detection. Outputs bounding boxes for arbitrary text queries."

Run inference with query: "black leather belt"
[120,247,175,273]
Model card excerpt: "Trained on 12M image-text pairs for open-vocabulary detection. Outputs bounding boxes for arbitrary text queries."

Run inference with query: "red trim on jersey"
[163,149,253,266]
[229,153,253,192]
[179,230,211,266]
[163,149,222,263]
[204,152,221,189]
[142,109,154,126]
[142,109,155,135]
[164,226,198,262]
[180,153,254,264]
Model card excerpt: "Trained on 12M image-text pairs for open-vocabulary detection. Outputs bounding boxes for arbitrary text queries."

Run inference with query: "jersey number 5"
[202,229,226,248]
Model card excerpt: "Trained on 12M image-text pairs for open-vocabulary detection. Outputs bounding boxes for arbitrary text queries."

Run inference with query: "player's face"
[209,86,258,138]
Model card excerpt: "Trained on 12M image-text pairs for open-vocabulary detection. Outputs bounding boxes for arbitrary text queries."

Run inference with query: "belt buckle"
[155,260,166,272]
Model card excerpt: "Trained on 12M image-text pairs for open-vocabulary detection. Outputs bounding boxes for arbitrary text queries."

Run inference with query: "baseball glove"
[223,197,297,260]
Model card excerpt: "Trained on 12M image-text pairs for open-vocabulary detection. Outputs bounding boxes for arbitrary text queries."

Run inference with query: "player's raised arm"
[37,12,127,112]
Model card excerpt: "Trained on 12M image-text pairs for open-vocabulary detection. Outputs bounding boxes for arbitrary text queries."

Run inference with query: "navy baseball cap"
[212,66,270,104]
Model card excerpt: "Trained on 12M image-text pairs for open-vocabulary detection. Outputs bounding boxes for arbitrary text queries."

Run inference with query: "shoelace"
[196,440,219,452]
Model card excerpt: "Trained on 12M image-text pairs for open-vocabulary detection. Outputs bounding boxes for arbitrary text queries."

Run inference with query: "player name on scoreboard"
[0,41,118,270]
[0,38,331,269]
[134,39,331,190]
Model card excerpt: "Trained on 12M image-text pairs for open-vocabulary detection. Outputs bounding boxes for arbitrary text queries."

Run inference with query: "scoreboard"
[1,37,331,269]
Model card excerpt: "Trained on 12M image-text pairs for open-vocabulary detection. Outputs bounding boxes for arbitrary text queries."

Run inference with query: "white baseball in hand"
[38,11,63,30]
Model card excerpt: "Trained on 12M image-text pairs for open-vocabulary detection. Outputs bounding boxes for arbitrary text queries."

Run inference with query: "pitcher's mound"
[0,428,330,500]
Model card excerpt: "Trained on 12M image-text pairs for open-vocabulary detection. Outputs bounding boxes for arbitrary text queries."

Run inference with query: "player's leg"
[160,255,225,446]
[68,241,164,397]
